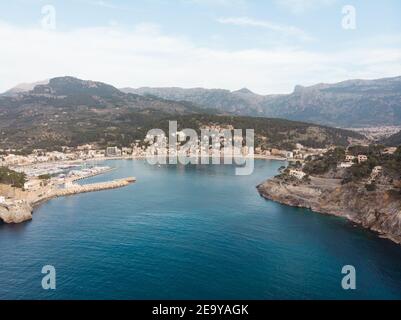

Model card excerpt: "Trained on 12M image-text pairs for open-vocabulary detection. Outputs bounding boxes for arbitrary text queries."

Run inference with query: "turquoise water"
[1,160,401,300]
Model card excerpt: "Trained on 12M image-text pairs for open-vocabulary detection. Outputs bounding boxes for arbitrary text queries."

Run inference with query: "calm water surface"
[1,160,401,300]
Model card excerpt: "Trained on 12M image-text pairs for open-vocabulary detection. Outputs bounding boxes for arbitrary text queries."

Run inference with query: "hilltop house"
[338,162,353,168]
[368,166,383,183]
[289,169,306,180]
[372,166,383,175]
[383,147,397,155]
[358,155,368,163]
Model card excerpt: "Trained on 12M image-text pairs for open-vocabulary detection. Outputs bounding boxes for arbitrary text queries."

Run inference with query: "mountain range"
[122,76,401,128]
[0,76,363,151]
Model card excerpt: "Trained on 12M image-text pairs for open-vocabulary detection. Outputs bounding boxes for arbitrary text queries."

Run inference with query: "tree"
[0,167,26,188]
[38,174,52,180]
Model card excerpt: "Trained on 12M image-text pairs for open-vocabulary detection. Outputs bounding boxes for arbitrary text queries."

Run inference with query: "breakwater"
[1,177,136,224]
[53,177,136,197]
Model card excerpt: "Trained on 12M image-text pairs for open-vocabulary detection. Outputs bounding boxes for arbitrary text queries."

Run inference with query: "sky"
[0,0,401,94]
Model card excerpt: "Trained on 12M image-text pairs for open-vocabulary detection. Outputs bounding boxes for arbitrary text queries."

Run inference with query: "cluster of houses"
[338,154,368,168]
[0,135,333,171]
[287,148,388,181]
[144,127,252,158]
[288,169,307,180]
[0,143,149,167]
[0,147,106,166]
[288,144,327,160]
[255,143,329,161]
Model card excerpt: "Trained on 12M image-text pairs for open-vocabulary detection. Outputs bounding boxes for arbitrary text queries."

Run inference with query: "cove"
[1,160,401,300]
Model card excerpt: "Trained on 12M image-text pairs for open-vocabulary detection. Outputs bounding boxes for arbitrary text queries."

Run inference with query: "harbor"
[0,163,136,224]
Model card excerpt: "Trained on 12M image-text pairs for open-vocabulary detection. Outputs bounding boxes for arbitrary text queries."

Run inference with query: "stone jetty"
[53,177,136,198]
[0,177,136,224]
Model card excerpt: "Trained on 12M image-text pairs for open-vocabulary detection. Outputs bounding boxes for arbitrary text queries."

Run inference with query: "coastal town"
[0,128,336,224]
[0,136,330,185]
[0,145,139,224]
[0,121,396,226]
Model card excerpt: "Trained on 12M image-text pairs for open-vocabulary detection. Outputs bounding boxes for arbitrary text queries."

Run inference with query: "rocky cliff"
[0,201,33,224]
[257,177,401,244]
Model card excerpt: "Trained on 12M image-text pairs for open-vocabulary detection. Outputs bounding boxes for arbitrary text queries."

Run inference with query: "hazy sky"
[0,0,401,94]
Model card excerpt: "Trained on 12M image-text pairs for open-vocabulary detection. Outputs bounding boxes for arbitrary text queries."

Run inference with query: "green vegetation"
[0,76,363,151]
[381,130,401,147]
[342,146,401,183]
[0,110,362,151]
[301,144,401,185]
[0,167,26,188]
[365,183,376,192]
[303,147,345,175]
[38,174,51,180]
[150,114,360,150]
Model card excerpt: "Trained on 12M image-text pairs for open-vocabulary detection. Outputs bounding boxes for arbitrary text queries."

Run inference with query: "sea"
[1,160,401,300]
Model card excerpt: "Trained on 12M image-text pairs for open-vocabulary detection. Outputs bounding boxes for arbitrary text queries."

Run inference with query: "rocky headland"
[0,201,33,224]
[257,176,401,244]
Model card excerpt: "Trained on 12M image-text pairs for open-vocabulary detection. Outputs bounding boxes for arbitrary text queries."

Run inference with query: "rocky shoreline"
[0,201,33,224]
[257,177,401,245]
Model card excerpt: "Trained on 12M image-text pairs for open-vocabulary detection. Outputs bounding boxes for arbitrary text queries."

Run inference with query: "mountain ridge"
[122,75,401,127]
[0,76,363,151]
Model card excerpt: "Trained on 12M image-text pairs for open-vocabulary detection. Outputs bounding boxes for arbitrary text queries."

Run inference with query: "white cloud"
[182,0,246,6]
[217,16,314,42]
[275,0,337,14]
[86,0,120,9]
[0,21,400,94]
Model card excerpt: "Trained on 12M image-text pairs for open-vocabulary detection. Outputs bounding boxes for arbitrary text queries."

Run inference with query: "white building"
[372,166,383,175]
[285,151,294,159]
[338,162,353,168]
[77,144,94,151]
[289,169,306,180]
[369,166,383,183]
